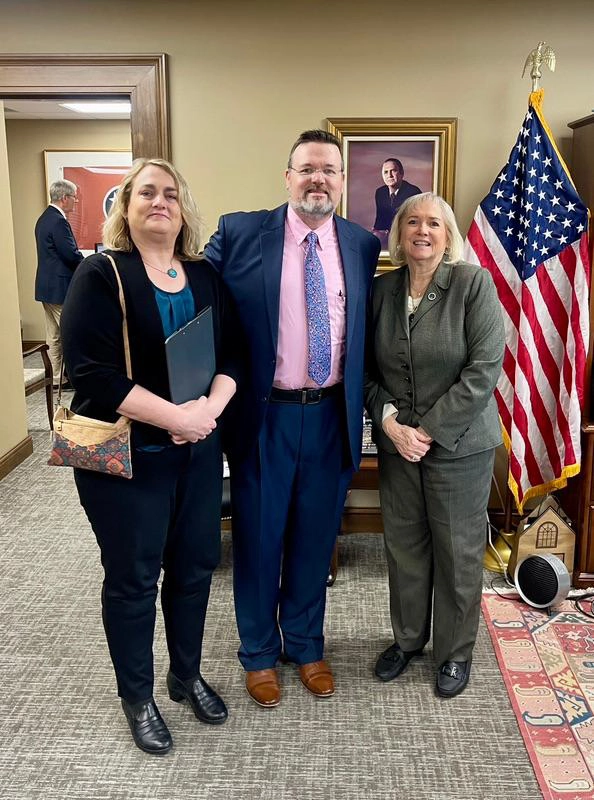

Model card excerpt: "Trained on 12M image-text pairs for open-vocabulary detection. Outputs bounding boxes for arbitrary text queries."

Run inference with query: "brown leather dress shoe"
[298,660,335,698]
[245,668,280,707]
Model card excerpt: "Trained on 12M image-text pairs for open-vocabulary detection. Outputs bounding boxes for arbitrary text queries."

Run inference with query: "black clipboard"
[165,306,216,404]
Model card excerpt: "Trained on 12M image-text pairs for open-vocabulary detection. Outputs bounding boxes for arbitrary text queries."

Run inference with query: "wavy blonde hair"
[102,158,202,259]
[388,192,464,268]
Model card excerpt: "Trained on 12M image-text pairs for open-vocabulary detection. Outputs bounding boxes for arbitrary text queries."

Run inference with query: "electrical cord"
[488,575,521,599]
[487,570,594,621]
[567,591,594,619]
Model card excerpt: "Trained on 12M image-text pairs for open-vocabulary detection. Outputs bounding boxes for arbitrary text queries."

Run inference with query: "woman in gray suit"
[364,192,504,697]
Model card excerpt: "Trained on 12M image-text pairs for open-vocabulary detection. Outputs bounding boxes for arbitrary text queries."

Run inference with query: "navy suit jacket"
[373,180,422,231]
[204,203,380,469]
[34,205,83,304]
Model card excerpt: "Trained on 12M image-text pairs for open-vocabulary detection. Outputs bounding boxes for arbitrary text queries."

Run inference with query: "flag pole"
[484,41,557,574]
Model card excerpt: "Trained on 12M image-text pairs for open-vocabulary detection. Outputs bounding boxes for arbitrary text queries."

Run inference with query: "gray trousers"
[377,447,495,666]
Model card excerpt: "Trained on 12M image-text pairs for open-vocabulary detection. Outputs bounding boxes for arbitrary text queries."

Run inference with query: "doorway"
[0,54,170,476]
[0,54,170,159]
[1,52,170,345]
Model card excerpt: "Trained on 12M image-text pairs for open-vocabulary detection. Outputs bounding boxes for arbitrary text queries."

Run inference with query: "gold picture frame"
[326,117,457,269]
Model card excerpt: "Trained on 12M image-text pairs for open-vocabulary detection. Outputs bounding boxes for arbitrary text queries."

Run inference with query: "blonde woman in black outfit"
[61,159,238,754]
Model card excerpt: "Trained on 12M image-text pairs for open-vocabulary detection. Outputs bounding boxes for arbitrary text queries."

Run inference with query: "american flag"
[464,89,590,512]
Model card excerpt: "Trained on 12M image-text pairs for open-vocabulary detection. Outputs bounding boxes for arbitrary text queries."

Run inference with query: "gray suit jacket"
[364,259,505,459]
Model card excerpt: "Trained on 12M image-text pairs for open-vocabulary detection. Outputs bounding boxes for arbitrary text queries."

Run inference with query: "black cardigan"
[61,248,240,447]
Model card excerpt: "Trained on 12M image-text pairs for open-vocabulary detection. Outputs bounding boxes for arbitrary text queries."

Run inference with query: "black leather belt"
[269,384,342,404]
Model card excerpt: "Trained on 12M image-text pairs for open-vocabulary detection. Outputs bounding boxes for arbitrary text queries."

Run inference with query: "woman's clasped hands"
[382,415,432,463]
[170,395,217,444]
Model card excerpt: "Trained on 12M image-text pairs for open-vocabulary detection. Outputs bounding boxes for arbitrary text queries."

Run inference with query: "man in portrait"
[372,158,422,247]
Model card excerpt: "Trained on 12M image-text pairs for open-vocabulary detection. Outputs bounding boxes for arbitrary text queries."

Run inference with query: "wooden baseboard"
[0,436,33,481]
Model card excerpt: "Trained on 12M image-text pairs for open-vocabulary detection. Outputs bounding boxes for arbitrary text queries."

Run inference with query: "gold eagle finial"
[522,41,556,91]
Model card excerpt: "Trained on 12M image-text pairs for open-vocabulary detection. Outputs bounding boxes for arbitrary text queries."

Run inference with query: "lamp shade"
[513,554,571,608]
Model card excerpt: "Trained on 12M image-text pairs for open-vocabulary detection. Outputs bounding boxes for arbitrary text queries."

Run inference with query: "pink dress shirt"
[273,206,346,389]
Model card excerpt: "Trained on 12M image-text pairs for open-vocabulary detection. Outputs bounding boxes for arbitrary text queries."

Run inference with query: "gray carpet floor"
[0,385,542,799]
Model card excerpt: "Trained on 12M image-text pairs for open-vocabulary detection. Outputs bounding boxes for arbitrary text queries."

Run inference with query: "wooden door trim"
[0,53,170,159]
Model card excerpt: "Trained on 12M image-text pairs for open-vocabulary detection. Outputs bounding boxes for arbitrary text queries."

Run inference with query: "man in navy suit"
[204,130,380,707]
[34,179,83,387]
[372,158,422,248]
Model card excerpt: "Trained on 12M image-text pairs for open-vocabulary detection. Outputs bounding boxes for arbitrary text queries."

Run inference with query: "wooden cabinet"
[569,114,594,218]
[561,424,594,586]
[340,456,383,533]
[564,115,594,586]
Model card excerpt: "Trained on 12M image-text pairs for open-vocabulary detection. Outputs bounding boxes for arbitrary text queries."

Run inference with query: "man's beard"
[293,190,334,218]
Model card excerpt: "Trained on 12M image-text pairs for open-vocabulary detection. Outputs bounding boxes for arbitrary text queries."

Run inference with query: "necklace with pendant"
[144,261,178,278]
[410,284,428,299]
[409,286,425,312]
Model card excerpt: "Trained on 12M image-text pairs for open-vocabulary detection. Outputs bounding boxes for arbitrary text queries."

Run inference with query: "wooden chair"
[23,343,54,429]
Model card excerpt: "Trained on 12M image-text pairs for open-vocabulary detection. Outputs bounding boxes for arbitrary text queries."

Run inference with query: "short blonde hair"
[388,192,464,268]
[102,158,202,259]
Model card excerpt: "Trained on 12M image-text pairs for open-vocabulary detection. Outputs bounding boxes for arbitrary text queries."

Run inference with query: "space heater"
[513,553,571,608]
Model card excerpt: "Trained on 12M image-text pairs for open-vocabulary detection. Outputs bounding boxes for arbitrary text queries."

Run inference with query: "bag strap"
[56,252,132,406]
[102,252,132,380]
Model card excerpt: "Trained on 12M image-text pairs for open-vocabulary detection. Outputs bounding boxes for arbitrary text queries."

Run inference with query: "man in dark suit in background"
[372,158,422,248]
[204,130,380,708]
[34,179,83,387]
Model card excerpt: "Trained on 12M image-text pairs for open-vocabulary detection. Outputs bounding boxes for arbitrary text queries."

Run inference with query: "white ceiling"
[2,99,130,120]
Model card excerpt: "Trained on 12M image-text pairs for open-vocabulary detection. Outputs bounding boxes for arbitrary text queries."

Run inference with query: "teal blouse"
[154,283,196,339]
[138,283,196,452]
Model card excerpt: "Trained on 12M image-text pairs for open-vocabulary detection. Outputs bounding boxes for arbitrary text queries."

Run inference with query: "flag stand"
[484,485,516,574]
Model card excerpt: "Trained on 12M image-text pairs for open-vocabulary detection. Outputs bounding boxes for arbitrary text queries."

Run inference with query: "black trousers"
[74,432,222,704]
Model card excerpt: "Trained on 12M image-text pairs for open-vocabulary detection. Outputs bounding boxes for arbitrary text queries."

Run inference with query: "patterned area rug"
[482,593,594,800]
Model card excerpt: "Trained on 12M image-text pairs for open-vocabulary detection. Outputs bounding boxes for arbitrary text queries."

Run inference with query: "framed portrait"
[44,150,133,254]
[326,118,457,269]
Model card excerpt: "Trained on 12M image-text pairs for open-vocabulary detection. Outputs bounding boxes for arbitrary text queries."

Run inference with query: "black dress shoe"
[436,660,471,698]
[121,697,172,755]
[167,670,228,725]
[375,643,424,682]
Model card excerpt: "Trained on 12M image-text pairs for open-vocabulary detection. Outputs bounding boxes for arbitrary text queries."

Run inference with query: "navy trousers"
[229,393,352,671]
[74,432,222,703]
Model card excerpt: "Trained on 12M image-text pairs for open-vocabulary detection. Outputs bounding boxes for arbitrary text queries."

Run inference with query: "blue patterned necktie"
[304,231,331,385]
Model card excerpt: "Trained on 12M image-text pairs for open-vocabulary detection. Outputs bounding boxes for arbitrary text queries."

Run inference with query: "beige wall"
[0,0,592,235]
[0,0,593,471]
[0,103,28,458]
[6,119,131,341]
